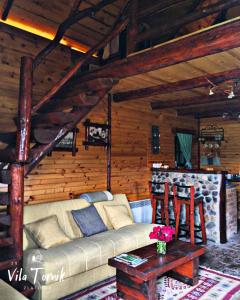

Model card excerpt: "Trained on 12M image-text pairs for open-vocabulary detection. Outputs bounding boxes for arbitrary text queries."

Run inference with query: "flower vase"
[156,241,166,255]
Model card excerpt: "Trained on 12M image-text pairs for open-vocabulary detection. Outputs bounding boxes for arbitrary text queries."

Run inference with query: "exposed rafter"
[138,0,240,42]
[177,99,240,116]
[151,95,240,110]
[33,0,118,69]
[77,18,240,82]
[113,69,240,102]
[1,0,14,20]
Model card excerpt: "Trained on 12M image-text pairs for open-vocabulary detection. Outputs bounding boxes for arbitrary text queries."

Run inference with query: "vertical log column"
[126,0,138,55]
[107,94,112,192]
[10,164,24,262]
[16,56,33,162]
[10,56,33,264]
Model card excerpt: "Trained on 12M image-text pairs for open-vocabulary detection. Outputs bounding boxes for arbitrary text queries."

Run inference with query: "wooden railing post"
[9,163,24,262]
[127,0,138,55]
[16,56,33,162]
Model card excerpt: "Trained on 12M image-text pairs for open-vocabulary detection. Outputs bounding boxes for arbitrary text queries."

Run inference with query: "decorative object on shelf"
[222,111,240,121]
[149,226,175,255]
[53,128,79,156]
[199,125,224,166]
[151,125,160,154]
[199,124,224,144]
[83,119,110,149]
[208,79,240,99]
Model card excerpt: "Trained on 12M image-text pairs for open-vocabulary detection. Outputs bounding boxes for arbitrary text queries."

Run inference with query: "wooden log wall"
[24,101,198,204]
[200,118,240,173]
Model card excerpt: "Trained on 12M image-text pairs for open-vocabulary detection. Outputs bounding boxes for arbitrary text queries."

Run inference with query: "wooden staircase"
[0,1,129,272]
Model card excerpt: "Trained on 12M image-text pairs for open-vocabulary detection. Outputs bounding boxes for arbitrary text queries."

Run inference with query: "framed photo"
[83,119,110,149]
[53,128,79,156]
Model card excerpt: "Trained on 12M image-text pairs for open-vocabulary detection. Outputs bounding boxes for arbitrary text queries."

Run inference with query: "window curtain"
[177,133,193,169]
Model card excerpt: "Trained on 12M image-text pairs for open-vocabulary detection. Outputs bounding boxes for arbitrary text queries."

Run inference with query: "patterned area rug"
[62,267,240,300]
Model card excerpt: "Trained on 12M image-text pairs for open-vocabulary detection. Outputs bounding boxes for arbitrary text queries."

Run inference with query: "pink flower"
[149,225,175,242]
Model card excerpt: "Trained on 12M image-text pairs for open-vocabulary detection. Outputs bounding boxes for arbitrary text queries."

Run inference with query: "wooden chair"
[173,184,207,244]
[149,181,175,225]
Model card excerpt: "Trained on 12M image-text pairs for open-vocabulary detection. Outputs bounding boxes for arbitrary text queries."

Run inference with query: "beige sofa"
[0,279,28,300]
[23,194,156,300]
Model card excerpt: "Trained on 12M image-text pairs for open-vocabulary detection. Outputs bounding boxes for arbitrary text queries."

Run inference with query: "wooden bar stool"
[173,184,207,245]
[149,181,175,225]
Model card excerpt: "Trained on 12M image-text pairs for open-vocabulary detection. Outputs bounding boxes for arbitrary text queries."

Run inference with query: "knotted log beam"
[76,18,240,81]
[177,99,240,116]
[114,68,240,102]
[32,17,128,114]
[151,95,240,110]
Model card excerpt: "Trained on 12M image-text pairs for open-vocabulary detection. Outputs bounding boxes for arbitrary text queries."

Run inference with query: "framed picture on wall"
[53,128,79,156]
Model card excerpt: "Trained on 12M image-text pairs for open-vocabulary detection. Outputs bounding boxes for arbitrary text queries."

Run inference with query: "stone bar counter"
[151,168,238,244]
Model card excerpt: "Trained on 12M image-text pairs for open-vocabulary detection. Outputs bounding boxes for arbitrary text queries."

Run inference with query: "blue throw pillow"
[71,205,107,237]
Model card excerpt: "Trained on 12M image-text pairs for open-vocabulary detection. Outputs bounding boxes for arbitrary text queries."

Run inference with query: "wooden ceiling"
[0,0,127,48]
[1,0,240,119]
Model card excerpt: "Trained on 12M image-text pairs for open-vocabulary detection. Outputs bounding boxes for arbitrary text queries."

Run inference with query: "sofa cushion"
[23,198,90,250]
[79,191,113,203]
[23,223,156,286]
[94,194,133,229]
[25,215,71,249]
[104,205,134,229]
[72,206,107,237]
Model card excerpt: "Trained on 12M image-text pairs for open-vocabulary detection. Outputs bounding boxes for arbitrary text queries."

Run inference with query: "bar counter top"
[151,167,227,175]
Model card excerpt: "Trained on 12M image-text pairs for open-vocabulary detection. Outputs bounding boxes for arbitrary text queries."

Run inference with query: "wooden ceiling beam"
[113,68,240,102]
[138,0,240,42]
[194,109,240,118]
[177,100,240,116]
[151,95,240,110]
[1,0,14,20]
[77,18,240,82]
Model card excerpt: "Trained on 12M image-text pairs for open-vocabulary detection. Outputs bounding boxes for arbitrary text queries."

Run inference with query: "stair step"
[31,112,77,128]
[0,237,13,247]
[0,215,11,226]
[0,193,9,206]
[0,170,11,184]
[39,93,98,113]
[63,78,118,96]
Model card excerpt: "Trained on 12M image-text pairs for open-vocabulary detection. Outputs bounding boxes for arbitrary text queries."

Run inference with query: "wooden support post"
[219,172,227,243]
[127,0,138,55]
[107,94,112,192]
[197,117,200,169]
[16,56,33,162]
[9,164,24,263]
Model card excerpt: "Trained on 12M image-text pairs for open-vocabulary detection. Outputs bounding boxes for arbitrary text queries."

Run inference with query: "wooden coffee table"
[108,240,205,300]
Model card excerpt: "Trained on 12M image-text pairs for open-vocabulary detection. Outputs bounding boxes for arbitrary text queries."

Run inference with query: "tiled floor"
[200,233,240,277]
